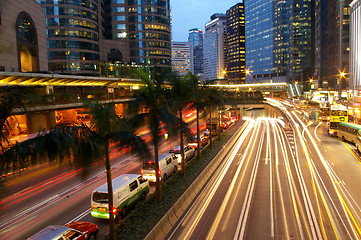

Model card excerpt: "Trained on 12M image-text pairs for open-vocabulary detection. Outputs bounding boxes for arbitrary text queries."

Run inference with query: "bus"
[328,104,348,136]
[319,101,330,121]
[338,122,361,152]
[319,106,330,121]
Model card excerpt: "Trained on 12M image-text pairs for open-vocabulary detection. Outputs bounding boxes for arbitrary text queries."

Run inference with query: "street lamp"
[245,68,254,83]
[338,70,347,100]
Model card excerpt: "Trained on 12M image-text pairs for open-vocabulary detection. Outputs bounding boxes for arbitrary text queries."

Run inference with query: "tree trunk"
[154,136,162,201]
[105,141,116,240]
[197,106,200,161]
[180,108,185,175]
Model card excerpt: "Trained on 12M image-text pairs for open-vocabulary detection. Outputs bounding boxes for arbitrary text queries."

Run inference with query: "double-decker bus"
[328,104,348,136]
[319,102,330,121]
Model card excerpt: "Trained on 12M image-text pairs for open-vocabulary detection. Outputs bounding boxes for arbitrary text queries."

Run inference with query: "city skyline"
[171,0,239,41]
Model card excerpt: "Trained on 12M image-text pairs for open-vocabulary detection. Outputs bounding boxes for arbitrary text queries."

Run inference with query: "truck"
[91,174,149,219]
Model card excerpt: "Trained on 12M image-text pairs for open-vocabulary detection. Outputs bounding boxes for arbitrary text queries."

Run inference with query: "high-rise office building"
[37,0,100,75]
[188,28,203,75]
[37,0,171,75]
[314,0,351,90]
[245,0,314,84]
[203,14,227,80]
[245,0,274,81]
[127,0,171,72]
[226,2,245,84]
[349,0,361,91]
[171,42,193,75]
[274,0,315,83]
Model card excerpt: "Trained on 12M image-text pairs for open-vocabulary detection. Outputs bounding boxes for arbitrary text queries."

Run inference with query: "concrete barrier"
[160,214,173,236]
[167,207,178,226]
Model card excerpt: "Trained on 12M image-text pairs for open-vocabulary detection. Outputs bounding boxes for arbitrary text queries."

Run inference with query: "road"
[168,99,361,240]
[0,106,208,240]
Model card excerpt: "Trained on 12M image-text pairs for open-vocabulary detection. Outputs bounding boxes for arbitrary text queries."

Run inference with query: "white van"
[141,153,178,182]
[91,174,149,219]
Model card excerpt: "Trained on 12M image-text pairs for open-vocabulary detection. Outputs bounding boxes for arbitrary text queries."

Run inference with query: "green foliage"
[109,131,234,240]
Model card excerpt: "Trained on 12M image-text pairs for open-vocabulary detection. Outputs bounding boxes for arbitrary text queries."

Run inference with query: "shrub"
[106,129,235,240]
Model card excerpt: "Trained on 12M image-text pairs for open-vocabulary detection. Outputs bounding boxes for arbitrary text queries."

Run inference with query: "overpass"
[1,72,291,136]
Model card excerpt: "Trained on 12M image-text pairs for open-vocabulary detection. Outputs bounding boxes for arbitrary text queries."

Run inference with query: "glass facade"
[226,2,246,84]
[245,0,274,77]
[104,0,127,40]
[37,0,100,75]
[127,0,171,70]
[188,28,204,75]
[246,0,314,84]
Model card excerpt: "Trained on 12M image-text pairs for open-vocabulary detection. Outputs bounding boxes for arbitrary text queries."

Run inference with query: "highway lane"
[168,101,361,240]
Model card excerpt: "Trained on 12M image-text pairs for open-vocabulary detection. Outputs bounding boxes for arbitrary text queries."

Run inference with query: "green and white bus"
[338,122,361,152]
[91,174,149,219]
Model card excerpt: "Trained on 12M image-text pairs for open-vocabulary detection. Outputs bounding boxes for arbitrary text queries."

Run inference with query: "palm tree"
[128,73,185,201]
[184,73,205,161]
[168,72,193,175]
[0,99,148,240]
[203,87,223,148]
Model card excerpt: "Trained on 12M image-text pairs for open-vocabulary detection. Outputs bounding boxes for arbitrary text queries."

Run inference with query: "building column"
[27,111,56,134]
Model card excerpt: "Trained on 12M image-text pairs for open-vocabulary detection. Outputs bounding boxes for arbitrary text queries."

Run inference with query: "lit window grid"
[245,0,274,76]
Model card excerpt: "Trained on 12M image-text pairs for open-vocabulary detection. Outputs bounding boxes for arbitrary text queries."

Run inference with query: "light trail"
[292,111,360,238]
[167,120,254,240]
[205,119,261,240]
[234,119,264,240]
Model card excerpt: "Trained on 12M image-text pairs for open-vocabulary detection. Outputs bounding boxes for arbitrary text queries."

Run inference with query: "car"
[142,153,178,182]
[169,145,196,164]
[27,221,99,240]
[187,135,208,149]
[204,129,210,137]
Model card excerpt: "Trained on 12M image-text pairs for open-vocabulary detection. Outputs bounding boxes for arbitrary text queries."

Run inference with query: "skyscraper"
[188,28,203,75]
[226,2,245,84]
[245,0,314,84]
[171,42,193,75]
[349,0,361,91]
[37,0,101,75]
[37,0,171,75]
[127,0,171,72]
[274,0,315,83]
[245,0,276,81]
[203,14,227,80]
[314,0,351,90]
